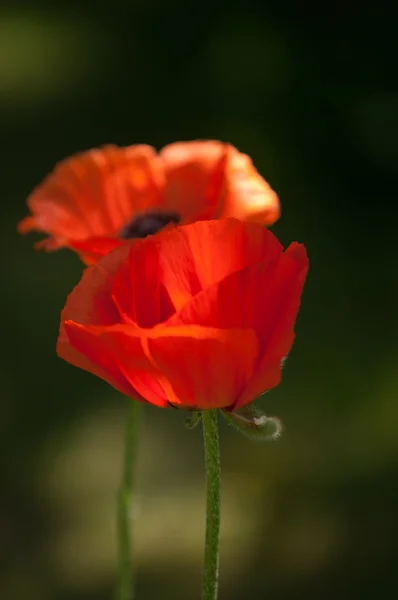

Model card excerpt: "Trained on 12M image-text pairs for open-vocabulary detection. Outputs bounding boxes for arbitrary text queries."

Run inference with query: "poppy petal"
[233,242,309,409]
[57,243,160,395]
[18,145,164,249]
[157,218,283,312]
[111,238,175,327]
[62,322,168,407]
[219,146,280,226]
[146,325,259,409]
[69,237,124,265]
[108,219,281,323]
[58,242,131,328]
[160,141,226,221]
[60,322,257,409]
[167,231,283,330]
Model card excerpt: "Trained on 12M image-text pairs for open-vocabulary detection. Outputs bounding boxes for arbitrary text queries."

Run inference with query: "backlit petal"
[111,238,175,327]
[234,243,309,409]
[18,145,163,249]
[57,243,132,373]
[69,237,124,264]
[160,140,226,221]
[146,325,259,409]
[63,322,168,407]
[219,146,280,226]
[167,233,282,329]
[157,219,282,311]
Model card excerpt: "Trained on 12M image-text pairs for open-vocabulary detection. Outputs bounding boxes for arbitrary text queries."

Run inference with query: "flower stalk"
[201,409,221,600]
[116,400,142,600]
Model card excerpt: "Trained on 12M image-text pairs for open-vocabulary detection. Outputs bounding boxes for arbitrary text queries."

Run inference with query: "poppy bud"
[221,405,283,441]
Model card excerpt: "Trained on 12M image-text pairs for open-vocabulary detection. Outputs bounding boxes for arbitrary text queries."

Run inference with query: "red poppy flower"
[18,141,280,264]
[57,219,308,411]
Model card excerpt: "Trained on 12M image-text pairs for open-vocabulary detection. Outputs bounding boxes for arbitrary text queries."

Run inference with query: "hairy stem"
[201,409,221,600]
[116,400,142,600]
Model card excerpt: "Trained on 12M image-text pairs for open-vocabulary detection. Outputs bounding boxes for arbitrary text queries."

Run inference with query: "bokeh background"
[1,2,397,599]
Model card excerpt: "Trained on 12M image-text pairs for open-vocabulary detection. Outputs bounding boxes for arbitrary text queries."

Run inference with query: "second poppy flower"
[18,141,280,263]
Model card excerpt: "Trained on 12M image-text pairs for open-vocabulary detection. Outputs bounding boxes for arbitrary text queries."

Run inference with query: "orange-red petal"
[218,146,280,226]
[145,325,259,409]
[63,242,132,323]
[160,140,227,221]
[18,144,164,249]
[160,141,280,227]
[155,218,283,312]
[234,242,309,409]
[111,238,175,327]
[61,322,258,409]
[57,244,129,394]
[69,237,125,265]
[63,322,168,406]
[166,232,282,330]
[162,233,308,410]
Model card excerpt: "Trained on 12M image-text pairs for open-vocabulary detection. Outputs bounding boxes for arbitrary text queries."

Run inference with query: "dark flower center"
[119,210,181,239]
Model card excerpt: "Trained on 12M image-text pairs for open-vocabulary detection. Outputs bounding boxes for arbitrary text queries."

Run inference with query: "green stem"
[116,400,142,600]
[201,409,221,600]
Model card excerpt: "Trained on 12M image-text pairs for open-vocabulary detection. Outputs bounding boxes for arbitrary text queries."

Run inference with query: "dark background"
[1,2,397,599]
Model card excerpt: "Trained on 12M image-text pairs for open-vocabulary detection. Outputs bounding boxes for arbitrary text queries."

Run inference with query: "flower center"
[119,210,181,239]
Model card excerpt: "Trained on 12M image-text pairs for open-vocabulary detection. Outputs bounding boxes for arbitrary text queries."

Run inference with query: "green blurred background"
[2,2,397,599]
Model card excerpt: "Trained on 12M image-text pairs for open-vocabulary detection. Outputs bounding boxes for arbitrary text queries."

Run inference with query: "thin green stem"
[116,400,142,600]
[201,409,221,600]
